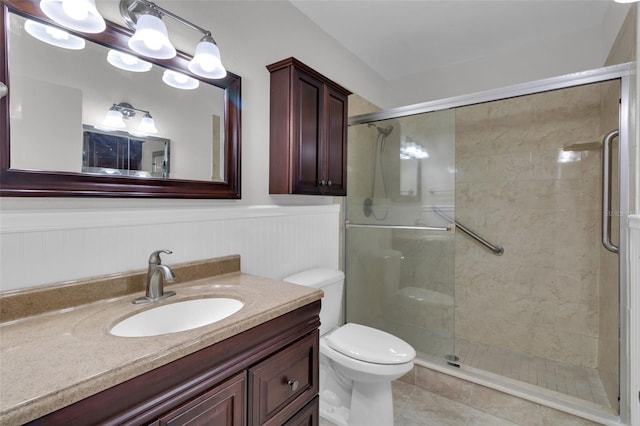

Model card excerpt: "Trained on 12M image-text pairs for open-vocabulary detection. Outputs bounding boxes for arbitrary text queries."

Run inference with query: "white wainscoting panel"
[629,215,640,426]
[0,205,341,292]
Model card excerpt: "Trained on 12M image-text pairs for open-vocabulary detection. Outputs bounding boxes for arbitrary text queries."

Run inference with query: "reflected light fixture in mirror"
[107,49,152,72]
[100,103,158,135]
[39,0,106,33]
[136,112,158,134]
[162,69,199,90]
[24,19,86,49]
[100,105,127,130]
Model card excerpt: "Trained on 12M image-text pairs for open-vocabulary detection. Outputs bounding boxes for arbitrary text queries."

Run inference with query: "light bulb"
[128,14,176,59]
[162,70,199,90]
[188,36,226,79]
[45,25,70,40]
[24,19,85,50]
[62,0,89,21]
[100,106,126,129]
[136,113,158,134]
[40,0,105,33]
[107,50,152,72]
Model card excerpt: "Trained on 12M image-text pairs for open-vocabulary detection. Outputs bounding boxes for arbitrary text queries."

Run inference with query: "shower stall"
[344,64,632,422]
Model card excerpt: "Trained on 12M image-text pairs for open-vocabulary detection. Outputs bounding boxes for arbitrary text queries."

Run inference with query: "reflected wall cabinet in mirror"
[0,0,241,198]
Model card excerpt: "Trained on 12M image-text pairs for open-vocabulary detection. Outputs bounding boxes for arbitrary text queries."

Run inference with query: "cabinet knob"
[327,180,332,186]
[319,180,326,186]
[287,379,299,392]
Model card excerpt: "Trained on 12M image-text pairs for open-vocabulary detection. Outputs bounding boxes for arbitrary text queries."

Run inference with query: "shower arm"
[432,208,504,256]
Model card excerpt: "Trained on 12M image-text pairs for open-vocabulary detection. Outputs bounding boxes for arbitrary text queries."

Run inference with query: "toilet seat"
[326,323,416,364]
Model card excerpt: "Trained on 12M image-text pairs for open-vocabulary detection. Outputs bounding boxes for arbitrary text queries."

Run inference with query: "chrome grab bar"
[602,129,619,254]
[433,208,504,256]
[345,222,450,232]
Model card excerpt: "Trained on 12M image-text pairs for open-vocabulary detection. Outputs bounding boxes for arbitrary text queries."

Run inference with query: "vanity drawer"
[248,331,319,426]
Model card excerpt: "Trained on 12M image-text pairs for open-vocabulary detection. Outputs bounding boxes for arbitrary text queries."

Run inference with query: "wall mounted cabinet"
[267,57,351,196]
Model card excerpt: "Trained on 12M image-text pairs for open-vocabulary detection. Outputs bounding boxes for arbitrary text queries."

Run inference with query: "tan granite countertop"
[0,271,323,424]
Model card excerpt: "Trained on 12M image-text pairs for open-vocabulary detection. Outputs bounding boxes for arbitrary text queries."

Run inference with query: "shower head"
[368,123,394,136]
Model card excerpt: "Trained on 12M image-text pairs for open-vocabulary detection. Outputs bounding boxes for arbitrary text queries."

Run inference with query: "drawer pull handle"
[287,379,299,392]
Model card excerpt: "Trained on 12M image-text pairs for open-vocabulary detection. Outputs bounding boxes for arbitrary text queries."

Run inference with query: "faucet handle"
[149,249,172,264]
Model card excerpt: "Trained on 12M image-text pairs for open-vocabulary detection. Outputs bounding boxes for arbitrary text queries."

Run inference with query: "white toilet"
[284,269,416,426]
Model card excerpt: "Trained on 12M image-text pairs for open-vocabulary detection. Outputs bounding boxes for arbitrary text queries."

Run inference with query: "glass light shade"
[162,70,199,90]
[136,113,158,134]
[107,49,152,72]
[101,107,126,129]
[24,19,85,50]
[188,38,227,79]
[128,14,176,59]
[39,0,106,33]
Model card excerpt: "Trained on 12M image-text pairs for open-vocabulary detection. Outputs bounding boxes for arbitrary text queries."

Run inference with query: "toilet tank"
[283,269,344,336]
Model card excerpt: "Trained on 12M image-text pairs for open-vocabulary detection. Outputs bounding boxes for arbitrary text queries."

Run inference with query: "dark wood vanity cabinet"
[155,372,247,425]
[267,57,351,196]
[27,301,320,426]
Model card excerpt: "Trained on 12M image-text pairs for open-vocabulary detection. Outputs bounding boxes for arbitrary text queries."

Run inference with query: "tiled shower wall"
[454,82,616,368]
[0,205,340,292]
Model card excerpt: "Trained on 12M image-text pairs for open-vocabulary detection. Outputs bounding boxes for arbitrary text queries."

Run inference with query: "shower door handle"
[602,129,619,254]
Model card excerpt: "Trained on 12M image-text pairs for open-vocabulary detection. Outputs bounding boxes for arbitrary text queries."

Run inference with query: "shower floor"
[455,337,612,409]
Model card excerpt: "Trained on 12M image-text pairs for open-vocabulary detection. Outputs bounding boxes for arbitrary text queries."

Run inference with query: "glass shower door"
[345,109,456,362]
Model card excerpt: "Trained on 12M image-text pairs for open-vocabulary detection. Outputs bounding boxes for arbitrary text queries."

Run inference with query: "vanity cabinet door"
[155,372,246,426]
[267,57,351,196]
[248,331,319,426]
[283,397,319,426]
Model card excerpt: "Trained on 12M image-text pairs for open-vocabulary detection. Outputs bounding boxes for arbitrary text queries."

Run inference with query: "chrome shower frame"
[348,62,634,425]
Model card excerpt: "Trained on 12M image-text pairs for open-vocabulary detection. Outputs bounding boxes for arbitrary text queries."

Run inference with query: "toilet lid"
[326,323,416,365]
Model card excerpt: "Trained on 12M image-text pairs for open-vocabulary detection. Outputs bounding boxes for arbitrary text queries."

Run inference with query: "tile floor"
[318,365,606,426]
[455,338,611,409]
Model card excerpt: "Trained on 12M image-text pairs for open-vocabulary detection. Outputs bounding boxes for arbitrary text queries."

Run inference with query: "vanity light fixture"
[188,35,226,79]
[100,102,158,134]
[134,112,159,135]
[400,139,429,160]
[24,19,86,50]
[162,69,200,90]
[39,0,106,33]
[107,49,152,72]
[120,0,227,78]
[100,104,127,130]
[127,10,175,59]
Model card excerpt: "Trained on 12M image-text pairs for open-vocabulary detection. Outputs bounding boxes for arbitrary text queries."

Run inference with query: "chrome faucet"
[133,249,177,304]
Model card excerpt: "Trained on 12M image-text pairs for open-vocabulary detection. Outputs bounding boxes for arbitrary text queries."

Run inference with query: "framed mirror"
[0,0,241,198]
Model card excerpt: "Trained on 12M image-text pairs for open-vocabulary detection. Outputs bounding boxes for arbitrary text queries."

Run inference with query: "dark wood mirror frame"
[0,0,241,199]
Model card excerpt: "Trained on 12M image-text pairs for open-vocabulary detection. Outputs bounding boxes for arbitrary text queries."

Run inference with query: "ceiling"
[290,0,613,81]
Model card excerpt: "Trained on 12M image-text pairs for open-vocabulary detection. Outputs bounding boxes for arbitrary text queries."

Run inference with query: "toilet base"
[350,381,394,426]
[319,381,394,426]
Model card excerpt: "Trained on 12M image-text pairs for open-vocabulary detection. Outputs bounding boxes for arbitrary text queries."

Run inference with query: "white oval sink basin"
[110,298,243,337]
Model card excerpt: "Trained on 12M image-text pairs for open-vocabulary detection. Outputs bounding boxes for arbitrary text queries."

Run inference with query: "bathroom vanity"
[0,256,323,425]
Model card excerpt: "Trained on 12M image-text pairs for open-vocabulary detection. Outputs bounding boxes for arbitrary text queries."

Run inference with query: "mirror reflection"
[83,126,170,178]
[8,12,225,182]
